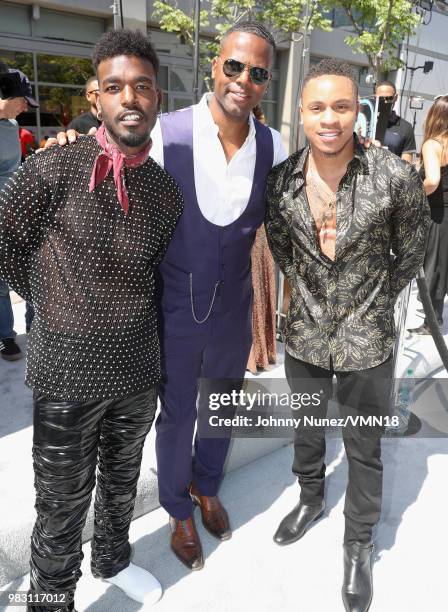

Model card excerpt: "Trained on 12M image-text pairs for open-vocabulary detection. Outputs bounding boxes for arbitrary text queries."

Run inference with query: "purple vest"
[158,107,273,338]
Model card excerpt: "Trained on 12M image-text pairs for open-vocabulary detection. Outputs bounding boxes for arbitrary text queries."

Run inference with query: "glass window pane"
[169,67,193,93]
[158,65,169,90]
[265,79,278,102]
[171,96,193,111]
[333,8,352,27]
[37,54,94,86]
[38,85,87,132]
[0,50,35,81]
[161,95,169,113]
[263,102,278,130]
[71,90,91,118]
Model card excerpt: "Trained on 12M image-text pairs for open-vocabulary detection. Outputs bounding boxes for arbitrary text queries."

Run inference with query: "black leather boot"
[342,541,374,612]
[273,500,325,545]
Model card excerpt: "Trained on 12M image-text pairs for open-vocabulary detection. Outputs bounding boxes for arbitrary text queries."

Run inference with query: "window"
[262,78,279,129]
[159,64,194,111]
[0,50,95,141]
[0,50,34,80]
[37,54,93,86]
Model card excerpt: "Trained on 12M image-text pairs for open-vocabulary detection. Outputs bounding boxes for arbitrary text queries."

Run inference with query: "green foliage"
[152,0,421,90]
[331,0,421,81]
[153,1,210,47]
[152,0,332,90]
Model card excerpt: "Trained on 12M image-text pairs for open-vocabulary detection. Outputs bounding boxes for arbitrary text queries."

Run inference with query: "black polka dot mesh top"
[0,136,183,401]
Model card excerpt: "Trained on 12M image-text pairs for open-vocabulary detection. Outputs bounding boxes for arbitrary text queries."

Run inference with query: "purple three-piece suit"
[155,107,274,519]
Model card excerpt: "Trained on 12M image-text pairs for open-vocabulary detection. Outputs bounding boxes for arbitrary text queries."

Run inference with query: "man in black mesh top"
[0,30,183,611]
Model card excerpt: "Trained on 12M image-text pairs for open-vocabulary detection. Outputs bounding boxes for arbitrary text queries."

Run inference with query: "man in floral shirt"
[266,59,429,612]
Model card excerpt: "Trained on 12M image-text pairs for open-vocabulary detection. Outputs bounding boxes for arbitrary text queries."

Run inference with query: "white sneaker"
[103,562,162,604]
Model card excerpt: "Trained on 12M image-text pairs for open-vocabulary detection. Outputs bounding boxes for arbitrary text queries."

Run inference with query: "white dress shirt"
[150,93,287,226]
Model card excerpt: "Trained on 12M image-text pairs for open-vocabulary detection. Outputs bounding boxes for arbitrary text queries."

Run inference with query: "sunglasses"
[434,93,448,101]
[220,58,270,85]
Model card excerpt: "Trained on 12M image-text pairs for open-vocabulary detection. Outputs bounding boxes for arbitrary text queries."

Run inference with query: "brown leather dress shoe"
[189,483,232,541]
[169,516,204,571]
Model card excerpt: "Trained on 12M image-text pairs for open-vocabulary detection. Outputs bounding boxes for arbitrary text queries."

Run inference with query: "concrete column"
[278,31,311,155]
[279,38,301,155]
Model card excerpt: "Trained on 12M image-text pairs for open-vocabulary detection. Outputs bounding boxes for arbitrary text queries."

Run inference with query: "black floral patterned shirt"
[265,138,430,371]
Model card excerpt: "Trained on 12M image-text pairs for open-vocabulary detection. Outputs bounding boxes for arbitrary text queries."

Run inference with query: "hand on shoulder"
[36,128,96,153]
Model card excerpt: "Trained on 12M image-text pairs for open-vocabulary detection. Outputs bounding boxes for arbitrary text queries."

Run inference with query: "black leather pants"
[27,387,156,611]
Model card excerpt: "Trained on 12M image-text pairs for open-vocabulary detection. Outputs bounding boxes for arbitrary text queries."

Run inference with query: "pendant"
[321,210,333,223]
[320,210,333,244]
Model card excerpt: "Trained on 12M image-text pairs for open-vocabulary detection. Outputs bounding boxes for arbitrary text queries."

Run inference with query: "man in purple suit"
[151,22,286,570]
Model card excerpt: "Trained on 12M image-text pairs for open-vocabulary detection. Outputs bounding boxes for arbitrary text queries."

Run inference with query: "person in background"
[67,75,101,134]
[409,94,448,334]
[375,80,416,162]
[0,60,38,361]
[18,126,35,161]
[247,103,277,373]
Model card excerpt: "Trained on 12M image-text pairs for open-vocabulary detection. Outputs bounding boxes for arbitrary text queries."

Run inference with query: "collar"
[387,110,399,127]
[195,92,255,142]
[289,134,369,183]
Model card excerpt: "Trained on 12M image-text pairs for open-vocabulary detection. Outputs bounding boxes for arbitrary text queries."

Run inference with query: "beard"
[108,124,150,148]
[102,114,151,149]
[320,134,354,158]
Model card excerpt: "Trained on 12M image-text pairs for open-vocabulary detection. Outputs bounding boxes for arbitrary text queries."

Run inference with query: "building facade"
[0,0,446,149]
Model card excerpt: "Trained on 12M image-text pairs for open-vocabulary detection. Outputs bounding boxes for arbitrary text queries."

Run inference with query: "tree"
[153,0,422,87]
[332,0,421,83]
[152,0,332,88]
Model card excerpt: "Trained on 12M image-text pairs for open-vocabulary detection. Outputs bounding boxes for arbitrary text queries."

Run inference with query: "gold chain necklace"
[307,156,337,242]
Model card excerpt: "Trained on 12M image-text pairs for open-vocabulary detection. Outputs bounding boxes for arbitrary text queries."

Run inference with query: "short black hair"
[220,21,276,54]
[92,29,159,75]
[303,58,359,97]
[376,80,396,95]
[85,75,98,91]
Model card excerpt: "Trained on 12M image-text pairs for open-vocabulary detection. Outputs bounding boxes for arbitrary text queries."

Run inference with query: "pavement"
[1,284,448,611]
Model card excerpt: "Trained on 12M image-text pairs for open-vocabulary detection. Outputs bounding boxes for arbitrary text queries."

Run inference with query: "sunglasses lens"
[223,59,245,78]
[250,66,270,85]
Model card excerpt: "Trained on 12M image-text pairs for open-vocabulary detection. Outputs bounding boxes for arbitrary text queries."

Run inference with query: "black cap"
[5,68,39,107]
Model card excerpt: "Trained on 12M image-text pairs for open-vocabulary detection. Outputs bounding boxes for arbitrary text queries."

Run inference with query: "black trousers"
[285,352,392,545]
[423,210,448,325]
[28,387,156,611]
